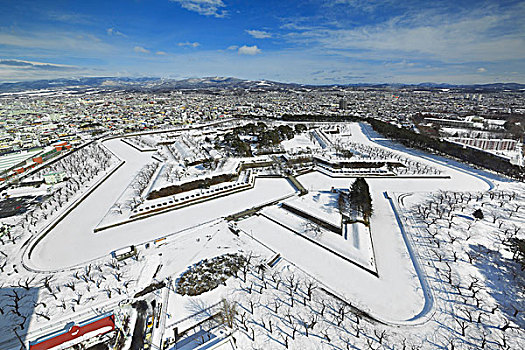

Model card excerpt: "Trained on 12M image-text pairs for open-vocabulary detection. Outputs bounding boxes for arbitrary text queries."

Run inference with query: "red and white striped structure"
[29,312,115,350]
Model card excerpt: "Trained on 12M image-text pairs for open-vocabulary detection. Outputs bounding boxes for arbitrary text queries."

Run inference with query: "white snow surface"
[282,191,342,228]
[3,121,523,350]
[280,133,320,153]
[26,138,295,270]
[260,205,376,272]
[236,189,425,323]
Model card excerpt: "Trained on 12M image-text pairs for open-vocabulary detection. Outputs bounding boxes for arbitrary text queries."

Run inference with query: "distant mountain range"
[0,76,524,93]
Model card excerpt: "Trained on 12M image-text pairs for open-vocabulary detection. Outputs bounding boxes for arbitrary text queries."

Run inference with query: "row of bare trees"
[411,189,524,349]
[221,254,423,349]
[332,140,442,175]
[0,256,138,337]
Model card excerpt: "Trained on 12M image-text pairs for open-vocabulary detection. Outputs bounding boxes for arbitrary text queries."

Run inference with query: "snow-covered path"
[237,179,428,324]
[25,138,295,271]
[25,122,494,275]
[25,138,152,270]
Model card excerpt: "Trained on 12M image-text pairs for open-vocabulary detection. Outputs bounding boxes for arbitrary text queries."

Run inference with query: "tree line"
[367,118,524,180]
[280,114,524,181]
[220,122,307,156]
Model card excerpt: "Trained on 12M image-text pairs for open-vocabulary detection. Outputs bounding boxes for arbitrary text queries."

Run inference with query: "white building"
[43,171,66,184]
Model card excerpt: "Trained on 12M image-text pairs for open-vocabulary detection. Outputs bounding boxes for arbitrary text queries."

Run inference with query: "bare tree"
[499,319,517,332]
[18,277,35,290]
[36,311,51,321]
[374,329,387,344]
[219,298,237,328]
[455,318,469,337]
[305,279,317,301]
[65,281,76,291]
[113,271,123,282]
[281,334,288,349]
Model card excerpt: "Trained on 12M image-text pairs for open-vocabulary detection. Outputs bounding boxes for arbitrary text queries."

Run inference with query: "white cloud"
[0,59,76,70]
[477,67,487,73]
[246,30,272,39]
[156,51,167,55]
[284,4,525,63]
[0,29,112,53]
[238,45,262,55]
[178,41,201,48]
[46,11,93,25]
[107,28,126,37]
[134,46,150,53]
[227,45,238,50]
[0,59,101,82]
[325,0,401,13]
[170,0,227,18]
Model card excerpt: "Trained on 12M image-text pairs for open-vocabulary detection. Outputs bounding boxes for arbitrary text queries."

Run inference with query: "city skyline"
[1,0,525,84]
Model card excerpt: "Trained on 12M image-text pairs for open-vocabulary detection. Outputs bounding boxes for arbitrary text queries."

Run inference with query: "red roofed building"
[53,141,69,152]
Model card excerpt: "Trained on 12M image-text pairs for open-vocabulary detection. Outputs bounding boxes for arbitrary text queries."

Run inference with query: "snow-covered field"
[281,134,320,153]
[261,194,376,273]
[282,191,342,228]
[0,121,523,350]
[27,174,295,270]
[236,184,425,324]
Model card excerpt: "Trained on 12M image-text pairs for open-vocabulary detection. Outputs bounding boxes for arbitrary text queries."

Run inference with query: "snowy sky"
[1,0,524,84]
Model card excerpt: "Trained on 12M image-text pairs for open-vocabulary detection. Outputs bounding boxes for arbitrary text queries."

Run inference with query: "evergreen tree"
[349,178,373,224]
[473,208,484,220]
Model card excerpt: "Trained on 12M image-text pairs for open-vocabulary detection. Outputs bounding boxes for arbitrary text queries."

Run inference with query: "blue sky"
[0,0,524,84]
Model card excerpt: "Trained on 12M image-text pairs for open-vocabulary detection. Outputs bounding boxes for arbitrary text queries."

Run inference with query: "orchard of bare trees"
[0,253,143,344]
[406,187,525,349]
[0,142,118,275]
[126,136,157,150]
[222,254,429,349]
[44,143,114,183]
[109,161,160,217]
[330,140,442,176]
[200,187,525,349]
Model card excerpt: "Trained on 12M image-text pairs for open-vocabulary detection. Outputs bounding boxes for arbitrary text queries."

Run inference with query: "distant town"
[1,78,523,184]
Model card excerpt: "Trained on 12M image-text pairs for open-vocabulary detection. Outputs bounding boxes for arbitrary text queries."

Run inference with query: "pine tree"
[349,178,373,224]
